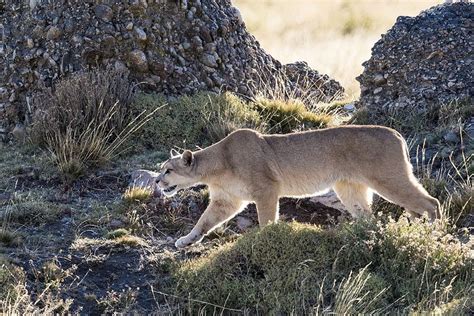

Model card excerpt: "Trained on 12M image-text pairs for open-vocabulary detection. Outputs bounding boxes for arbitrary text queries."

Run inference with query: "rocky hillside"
[0,0,343,131]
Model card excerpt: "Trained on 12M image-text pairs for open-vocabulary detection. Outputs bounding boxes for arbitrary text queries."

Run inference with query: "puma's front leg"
[175,197,243,248]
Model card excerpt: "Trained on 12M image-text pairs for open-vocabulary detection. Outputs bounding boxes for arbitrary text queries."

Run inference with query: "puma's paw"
[175,232,203,248]
[175,236,192,248]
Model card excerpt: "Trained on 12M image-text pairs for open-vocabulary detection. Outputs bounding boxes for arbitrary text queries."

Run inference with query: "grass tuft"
[254,97,331,133]
[123,186,153,203]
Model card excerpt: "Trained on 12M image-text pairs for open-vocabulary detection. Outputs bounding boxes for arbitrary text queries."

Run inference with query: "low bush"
[173,219,473,314]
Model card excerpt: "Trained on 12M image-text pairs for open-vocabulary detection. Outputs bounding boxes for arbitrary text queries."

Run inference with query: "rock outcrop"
[0,0,343,132]
[356,2,473,117]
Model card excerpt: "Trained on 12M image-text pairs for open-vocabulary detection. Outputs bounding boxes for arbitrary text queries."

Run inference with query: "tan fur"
[156,126,440,248]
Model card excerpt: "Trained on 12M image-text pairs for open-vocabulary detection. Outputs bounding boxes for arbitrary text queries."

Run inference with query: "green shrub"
[173,219,473,314]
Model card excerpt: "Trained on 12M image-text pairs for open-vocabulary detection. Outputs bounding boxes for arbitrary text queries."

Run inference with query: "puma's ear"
[182,150,194,167]
[170,148,180,158]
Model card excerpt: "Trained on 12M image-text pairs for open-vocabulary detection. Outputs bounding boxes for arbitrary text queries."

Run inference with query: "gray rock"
[356,2,473,130]
[129,169,162,197]
[26,38,34,49]
[343,103,356,111]
[373,74,386,86]
[310,190,347,212]
[134,27,147,41]
[109,219,125,229]
[0,0,343,129]
[11,123,26,142]
[128,49,148,72]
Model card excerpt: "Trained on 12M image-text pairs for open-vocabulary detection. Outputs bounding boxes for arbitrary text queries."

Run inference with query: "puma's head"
[156,150,200,197]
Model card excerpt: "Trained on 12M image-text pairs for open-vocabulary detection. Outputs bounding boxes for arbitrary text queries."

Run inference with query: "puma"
[156,126,440,248]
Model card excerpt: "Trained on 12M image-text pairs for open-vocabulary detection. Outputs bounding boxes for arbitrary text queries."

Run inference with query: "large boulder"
[0,0,343,132]
[356,2,473,120]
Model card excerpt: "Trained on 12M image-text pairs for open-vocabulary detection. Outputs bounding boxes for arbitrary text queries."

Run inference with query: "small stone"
[25,38,34,48]
[373,87,383,94]
[444,131,459,143]
[343,103,355,111]
[114,60,128,72]
[182,42,191,50]
[94,4,113,22]
[11,123,26,143]
[0,87,8,100]
[440,147,453,159]
[126,22,134,31]
[134,27,147,41]
[46,26,62,40]
[373,74,386,86]
[109,219,125,229]
[128,49,148,72]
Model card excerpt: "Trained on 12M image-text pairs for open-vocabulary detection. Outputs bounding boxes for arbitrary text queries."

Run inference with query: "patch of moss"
[106,228,129,239]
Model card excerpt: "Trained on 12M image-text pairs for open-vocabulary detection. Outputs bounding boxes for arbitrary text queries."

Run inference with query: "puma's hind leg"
[368,174,440,220]
[333,181,373,219]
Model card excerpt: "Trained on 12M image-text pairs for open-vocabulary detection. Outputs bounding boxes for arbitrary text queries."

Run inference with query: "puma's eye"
[164,169,172,175]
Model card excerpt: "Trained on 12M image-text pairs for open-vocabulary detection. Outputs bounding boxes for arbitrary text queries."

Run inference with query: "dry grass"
[234,0,441,97]
[31,69,161,180]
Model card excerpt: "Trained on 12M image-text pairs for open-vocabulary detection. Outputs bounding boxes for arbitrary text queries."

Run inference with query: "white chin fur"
[163,188,179,197]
